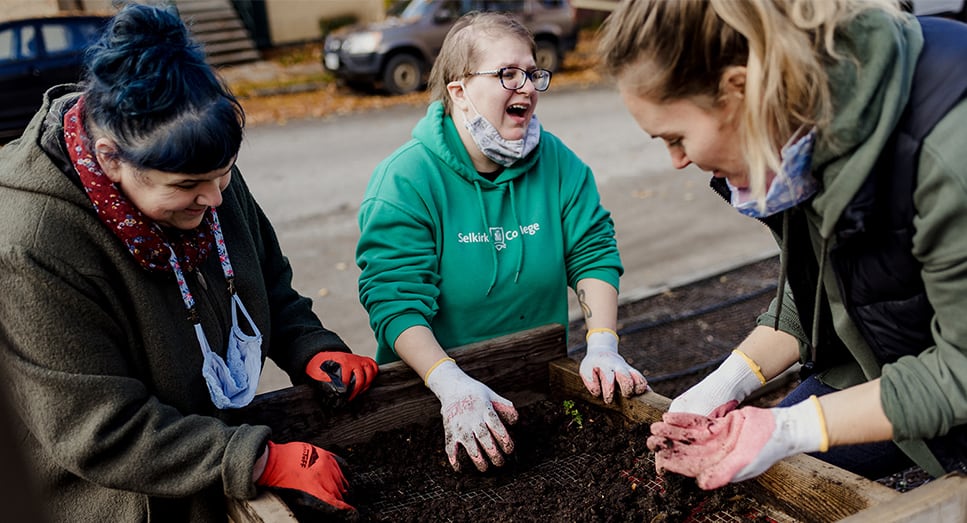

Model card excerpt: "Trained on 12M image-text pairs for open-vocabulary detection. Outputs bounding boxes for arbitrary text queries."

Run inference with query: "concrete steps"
[172,0,260,66]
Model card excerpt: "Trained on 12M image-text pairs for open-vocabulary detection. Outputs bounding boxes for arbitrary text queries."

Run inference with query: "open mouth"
[507,104,529,118]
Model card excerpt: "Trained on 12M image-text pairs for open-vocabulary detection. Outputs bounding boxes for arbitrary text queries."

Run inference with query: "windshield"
[391,0,435,19]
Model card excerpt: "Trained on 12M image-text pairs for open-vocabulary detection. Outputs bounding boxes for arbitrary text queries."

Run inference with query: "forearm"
[394,325,451,381]
[735,325,801,381]
[819,379,893,446]
[576,278,617,331]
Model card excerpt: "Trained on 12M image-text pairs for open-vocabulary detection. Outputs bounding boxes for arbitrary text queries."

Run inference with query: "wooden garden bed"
[225,324,967,522]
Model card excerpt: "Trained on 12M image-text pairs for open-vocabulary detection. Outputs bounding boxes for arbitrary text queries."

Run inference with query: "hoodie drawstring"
[774,210,824,365]
[508,182,523,283]
[810,238,829,364]
[473,180,499,296]
[773,210,790,331]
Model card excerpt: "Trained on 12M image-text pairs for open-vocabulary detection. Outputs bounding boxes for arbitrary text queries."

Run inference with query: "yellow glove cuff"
[810,395,830,452]
[423,357,455,385]
[732,349,767,385]
[586,328,619,342]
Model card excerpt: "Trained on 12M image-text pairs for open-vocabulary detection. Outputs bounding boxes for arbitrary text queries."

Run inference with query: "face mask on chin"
[459,81,540,167]
[728,126,819,218]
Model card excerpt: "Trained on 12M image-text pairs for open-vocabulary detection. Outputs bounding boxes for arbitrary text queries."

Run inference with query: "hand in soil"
[424,360,518,472]
[256,440,353,510]
[648,399,826,489]
[580,330,649,403]
[324,399,774,522]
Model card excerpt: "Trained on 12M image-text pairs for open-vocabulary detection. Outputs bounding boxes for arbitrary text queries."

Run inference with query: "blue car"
[0,14,110,142]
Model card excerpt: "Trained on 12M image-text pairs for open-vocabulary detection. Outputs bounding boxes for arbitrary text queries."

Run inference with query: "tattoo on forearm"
[578,288,592,319]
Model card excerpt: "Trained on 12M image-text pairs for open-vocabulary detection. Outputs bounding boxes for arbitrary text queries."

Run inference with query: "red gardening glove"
[256,441,353,511]
[306,351,378,401]
[646,398,826,490]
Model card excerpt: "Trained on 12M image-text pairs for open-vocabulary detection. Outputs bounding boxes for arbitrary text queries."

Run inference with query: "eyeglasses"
[468,67,552,92]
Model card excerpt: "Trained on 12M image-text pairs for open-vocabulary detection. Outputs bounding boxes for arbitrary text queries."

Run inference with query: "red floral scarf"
[64,97,214,273]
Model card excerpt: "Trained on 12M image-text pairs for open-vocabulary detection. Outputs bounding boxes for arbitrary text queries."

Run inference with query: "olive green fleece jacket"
[755,12,967,474]
[0,86,351,522]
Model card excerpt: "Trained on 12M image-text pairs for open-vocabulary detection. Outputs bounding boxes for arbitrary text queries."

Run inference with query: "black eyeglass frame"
[467,66,552,92]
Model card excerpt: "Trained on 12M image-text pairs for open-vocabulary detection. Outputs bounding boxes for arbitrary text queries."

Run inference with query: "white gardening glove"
[579,329,649,404]
[424,359,518,472]
[669,350,766,415]
[648,396,829,489]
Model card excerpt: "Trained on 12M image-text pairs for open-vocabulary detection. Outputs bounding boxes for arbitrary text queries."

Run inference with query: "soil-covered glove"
[306,351,378,401]
[424,358,518,472]
[256,440,353,511]
[668,350,766,416]
[580,329,648,404]
[647,396,828,490]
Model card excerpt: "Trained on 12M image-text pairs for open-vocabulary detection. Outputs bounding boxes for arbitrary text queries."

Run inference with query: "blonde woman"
[357,11,647,474]
[600,0,967,488]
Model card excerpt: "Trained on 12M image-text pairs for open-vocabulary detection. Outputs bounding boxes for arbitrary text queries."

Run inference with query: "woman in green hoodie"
[0,4,378,521]
[600,0,967,489]
[356,11,648,474]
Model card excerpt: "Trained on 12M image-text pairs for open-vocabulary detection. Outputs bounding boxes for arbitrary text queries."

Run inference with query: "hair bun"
[109,4,191,52]
[84,4,209,117]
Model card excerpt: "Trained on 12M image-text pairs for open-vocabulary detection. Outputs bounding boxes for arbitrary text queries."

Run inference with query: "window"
[19,25,38,59]
[0,28,14,62]
[42,23,72,55]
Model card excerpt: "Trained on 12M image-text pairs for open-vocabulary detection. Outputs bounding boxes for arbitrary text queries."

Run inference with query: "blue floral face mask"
[166,209,264,409]
[459,81,541,167]
[199,294,263,409]
[728,127,819,218]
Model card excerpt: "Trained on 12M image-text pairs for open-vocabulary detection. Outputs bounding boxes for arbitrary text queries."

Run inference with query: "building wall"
[78,0,117,14]
[0,0,59,21]
[0,0,385,47]
[264,0,383,45]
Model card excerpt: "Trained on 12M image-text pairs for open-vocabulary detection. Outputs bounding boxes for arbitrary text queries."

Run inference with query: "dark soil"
[277,256,788,522]
[277,255,930,521]
[292,399,775,523]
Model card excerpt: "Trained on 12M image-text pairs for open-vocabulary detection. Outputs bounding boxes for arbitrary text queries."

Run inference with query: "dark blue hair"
[82,3,244,174]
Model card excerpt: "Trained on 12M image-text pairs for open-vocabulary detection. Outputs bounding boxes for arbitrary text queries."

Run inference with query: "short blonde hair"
[428,11,535,115]
[599,0,903,202]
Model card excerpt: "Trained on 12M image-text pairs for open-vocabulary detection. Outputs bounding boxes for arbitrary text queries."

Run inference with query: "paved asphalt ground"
[221,60,780,393]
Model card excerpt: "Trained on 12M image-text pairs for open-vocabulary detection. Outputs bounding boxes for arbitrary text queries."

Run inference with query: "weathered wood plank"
[227,492,297,523]
[839,472,967,522]
[753,455,898,522]
[548,356,670,422]
[225,324,567,446]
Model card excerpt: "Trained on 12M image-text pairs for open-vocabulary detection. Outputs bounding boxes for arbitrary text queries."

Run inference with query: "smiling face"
[95,138,235,230]
[617,68,752,189]
[448,33,538,170]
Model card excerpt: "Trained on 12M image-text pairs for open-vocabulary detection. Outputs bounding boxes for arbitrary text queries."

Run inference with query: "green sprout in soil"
[562,399,584,429]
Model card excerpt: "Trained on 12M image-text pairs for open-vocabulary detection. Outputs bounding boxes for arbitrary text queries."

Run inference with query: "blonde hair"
[428,11,535,115]
[599,0,902,202]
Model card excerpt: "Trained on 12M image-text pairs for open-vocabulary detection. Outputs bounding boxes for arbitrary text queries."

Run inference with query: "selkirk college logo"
[457,222,542,251]
[489,227,507,251]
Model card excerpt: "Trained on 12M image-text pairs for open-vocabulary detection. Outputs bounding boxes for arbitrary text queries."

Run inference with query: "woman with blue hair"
[0,4,376,520]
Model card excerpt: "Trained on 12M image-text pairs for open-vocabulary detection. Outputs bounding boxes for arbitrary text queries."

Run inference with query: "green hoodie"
[756,11,967,475]
[357,102,623,363]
